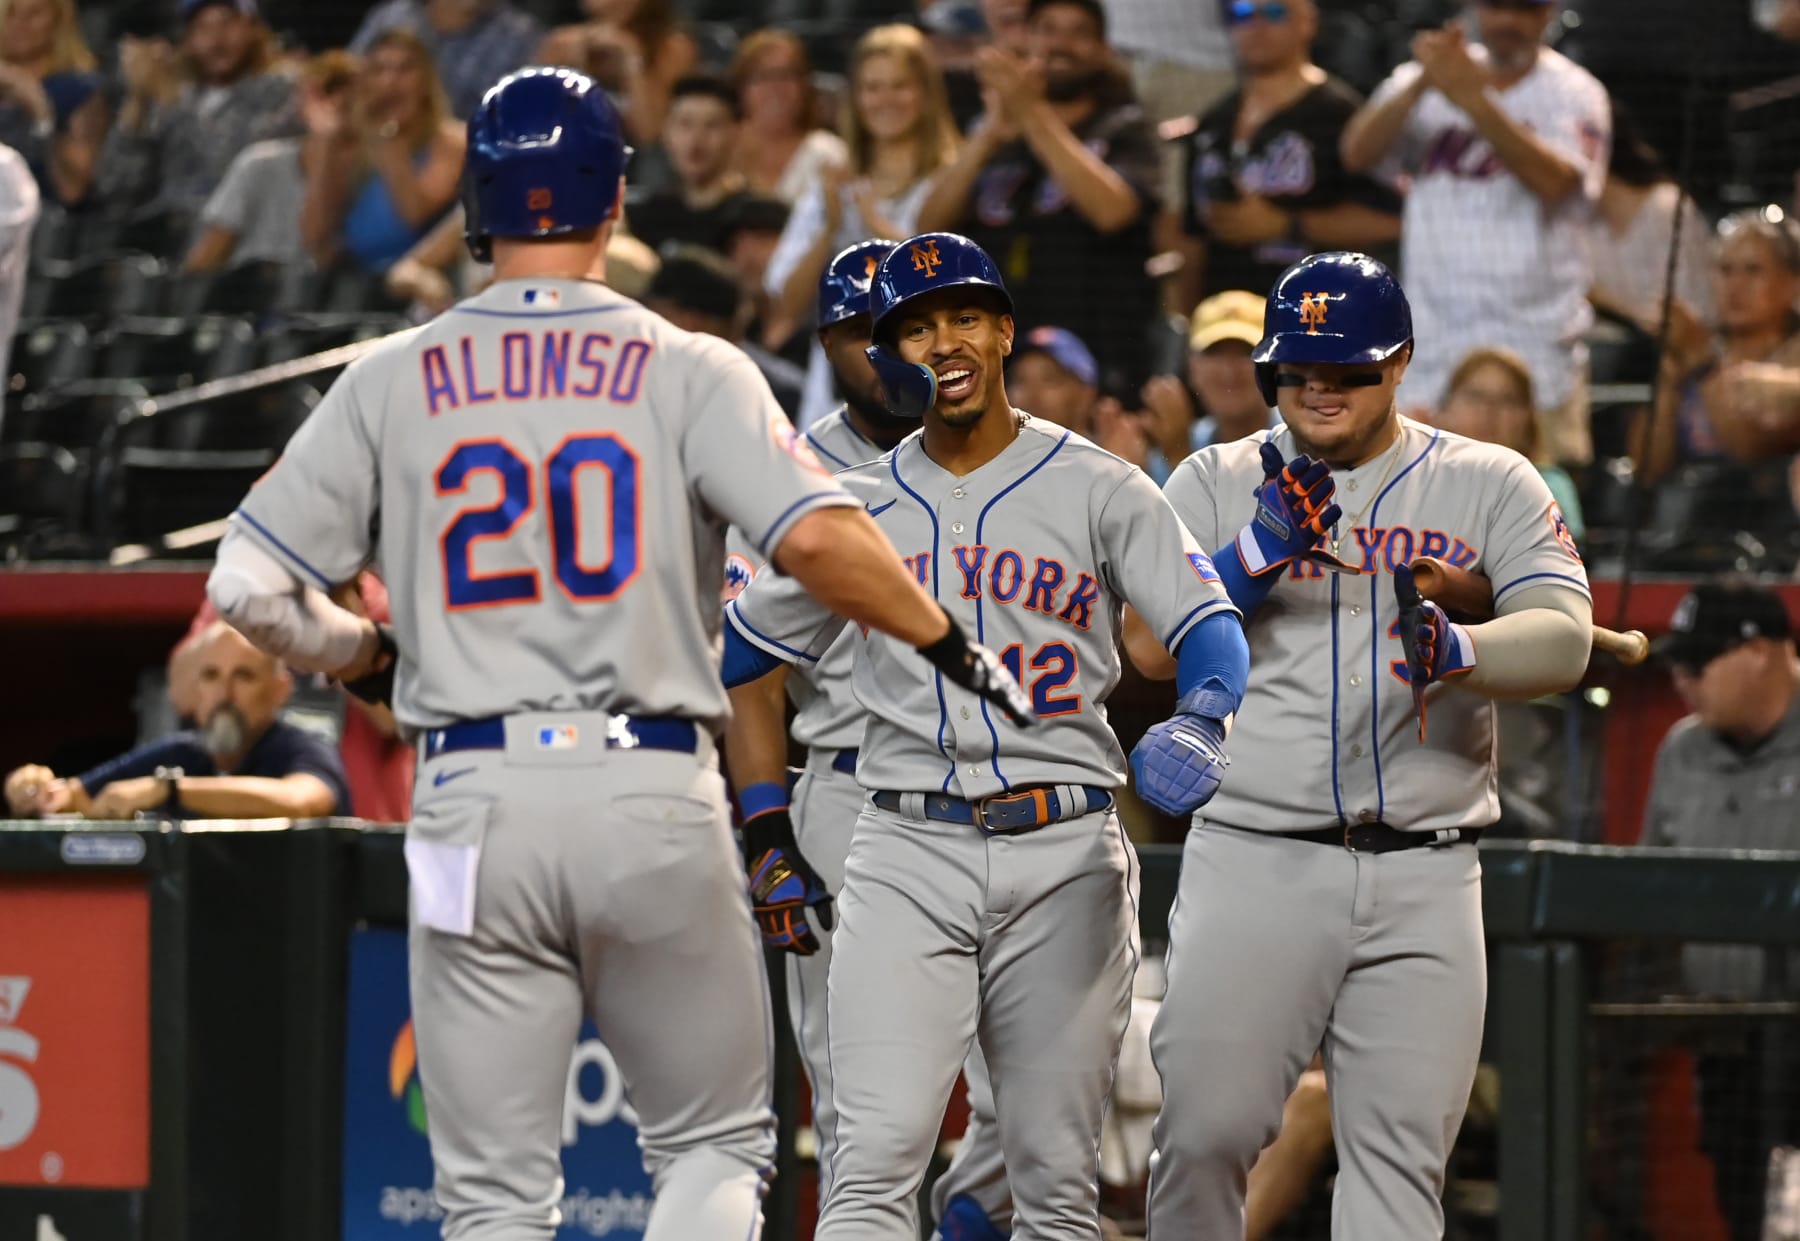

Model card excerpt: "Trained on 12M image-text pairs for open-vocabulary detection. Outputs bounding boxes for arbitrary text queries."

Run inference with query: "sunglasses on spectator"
[1225,1,1290,25]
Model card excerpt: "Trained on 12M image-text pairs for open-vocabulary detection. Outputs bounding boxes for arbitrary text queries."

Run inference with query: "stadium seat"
[164,260,294,320]
[81,204,191,261]
[94,316,260,392]
[22,253,165,325]
[1,379,148,451]
[258,313,407,367]
[92,384,319,551]
[315,266,409,316]
[0,442,89,560]
[8,321,92,398]
[28,205,79,265]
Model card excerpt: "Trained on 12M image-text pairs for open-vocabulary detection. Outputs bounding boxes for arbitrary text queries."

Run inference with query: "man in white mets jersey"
[1340,0,1610,464]
[720,237,1019,1241]
[201,70,1033,1241]
[1126,252,1593,1239]
[722,231,1251,1241]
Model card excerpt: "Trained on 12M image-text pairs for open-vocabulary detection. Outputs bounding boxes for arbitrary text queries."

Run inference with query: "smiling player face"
[890,289,1016,428]
[1274,350,1409,467]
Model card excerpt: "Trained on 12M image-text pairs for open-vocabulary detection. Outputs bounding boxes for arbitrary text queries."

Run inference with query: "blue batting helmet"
[863,233,1014,418]
[1251,252,1413,406]
[817,238,898,329]
[463,67,632,264]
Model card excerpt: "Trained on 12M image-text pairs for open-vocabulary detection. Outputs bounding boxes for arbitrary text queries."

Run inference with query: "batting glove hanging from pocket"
[743,806,835,955]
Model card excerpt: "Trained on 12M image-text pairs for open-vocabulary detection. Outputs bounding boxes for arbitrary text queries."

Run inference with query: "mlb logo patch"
[1187,552,1222,584]
[522,287,561,308]
[536,725,579,750]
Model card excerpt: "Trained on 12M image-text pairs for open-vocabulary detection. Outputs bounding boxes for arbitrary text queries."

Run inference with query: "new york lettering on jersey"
[1165,419,1588,833]
[728,418,1236,798]
[234,277,851,733]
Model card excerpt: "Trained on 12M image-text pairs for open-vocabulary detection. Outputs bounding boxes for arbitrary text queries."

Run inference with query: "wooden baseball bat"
[1408,557,1651,666]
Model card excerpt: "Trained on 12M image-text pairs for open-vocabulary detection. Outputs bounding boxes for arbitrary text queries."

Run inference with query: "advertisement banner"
[0,877,150,1189]
[341,928,654,1240]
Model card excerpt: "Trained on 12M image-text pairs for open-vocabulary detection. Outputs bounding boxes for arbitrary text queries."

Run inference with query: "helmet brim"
[871,277,1014,343]
[1250,331,1411,367]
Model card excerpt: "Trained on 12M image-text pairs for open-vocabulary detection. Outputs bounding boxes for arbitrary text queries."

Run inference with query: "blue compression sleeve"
[738,781,787,818]
[1174,610,1250,719]
[721,614,785,688]
[1211,539,1280,618]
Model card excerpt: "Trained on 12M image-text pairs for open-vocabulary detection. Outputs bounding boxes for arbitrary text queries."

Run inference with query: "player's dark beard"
[203,704,250,763]
[841,384,916,443]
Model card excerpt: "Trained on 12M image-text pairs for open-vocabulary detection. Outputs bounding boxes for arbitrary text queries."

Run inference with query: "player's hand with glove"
[1130,690,1231,816]
[1393,564,1475,743]
[916,611,1035,728]
[740,794,835,955]
[1235,439,1354,576]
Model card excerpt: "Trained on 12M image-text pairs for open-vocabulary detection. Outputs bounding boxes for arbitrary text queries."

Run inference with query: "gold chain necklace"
[1326,434,1406,557]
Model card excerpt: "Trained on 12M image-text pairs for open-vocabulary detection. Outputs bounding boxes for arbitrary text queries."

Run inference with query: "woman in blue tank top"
[300,29,464,274]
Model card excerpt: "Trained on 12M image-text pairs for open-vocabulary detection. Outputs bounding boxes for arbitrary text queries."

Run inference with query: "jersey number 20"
[437,435,638,608]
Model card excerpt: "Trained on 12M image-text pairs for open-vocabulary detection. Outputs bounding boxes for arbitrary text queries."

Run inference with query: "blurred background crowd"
[1,1,1799,1238]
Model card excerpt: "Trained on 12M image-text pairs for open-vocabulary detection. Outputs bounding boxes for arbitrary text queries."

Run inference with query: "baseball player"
[721,231,1251,1241]
[1129,252,1593,1239]
[720,237,1016,1241]
[201,71,1032,1241]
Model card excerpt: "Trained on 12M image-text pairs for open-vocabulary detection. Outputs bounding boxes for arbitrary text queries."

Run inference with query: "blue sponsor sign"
[341,928,654,1239]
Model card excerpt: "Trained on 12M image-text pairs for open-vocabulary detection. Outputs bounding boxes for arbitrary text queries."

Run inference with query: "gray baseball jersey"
[1163,418,1590,833]
[1147,417,1591,1241]
[728,416,1238,796]
[722,407,881,754]
[231,276,857,734]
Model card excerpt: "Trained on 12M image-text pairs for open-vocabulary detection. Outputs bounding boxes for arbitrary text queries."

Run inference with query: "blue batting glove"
[1130,693,1230,816]
[1393,565,1476,742]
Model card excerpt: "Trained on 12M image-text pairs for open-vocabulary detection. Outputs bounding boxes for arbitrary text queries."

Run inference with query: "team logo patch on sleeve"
[772,420,828,475]
[1548,502,1581,561]
[722,553,756,602]
[1187,551,1222,583]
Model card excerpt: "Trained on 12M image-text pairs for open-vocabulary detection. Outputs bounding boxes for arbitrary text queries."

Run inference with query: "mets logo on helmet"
[864,253,881,279]
[1299,293,1330,334]
[911,240,942,278]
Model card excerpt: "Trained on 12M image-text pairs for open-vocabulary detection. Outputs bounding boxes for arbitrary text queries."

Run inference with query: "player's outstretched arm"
[1445,583,1592,700]
[770,506,1035,727]
[1121,606,1177,681]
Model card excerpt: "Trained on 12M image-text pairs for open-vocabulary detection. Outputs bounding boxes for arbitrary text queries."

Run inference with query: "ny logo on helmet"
[527,187,553,211]
[1299,293,1330,334]
[864,254,881,279]
[911,240,943,279]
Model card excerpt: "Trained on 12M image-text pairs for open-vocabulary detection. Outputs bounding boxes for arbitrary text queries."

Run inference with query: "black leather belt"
[1276,822,1484,854]
[872,785,1112,835]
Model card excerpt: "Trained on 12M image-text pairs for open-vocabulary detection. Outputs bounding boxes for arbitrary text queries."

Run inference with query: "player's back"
[364,277,843,730]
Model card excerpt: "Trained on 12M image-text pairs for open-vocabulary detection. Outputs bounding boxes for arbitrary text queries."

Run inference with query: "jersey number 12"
[437,435,639,608]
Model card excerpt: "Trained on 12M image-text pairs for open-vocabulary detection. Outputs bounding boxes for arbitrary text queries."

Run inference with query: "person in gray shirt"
[1640,577,1800,1241]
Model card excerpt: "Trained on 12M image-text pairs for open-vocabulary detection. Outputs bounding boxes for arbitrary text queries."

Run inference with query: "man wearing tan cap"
[1144,289,1278,470]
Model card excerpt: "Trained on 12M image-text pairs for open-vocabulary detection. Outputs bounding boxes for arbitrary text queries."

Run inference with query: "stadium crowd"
[1,0,1799,1238]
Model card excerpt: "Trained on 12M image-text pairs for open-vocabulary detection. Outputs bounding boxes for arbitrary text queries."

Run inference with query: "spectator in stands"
[0,142,37,386]
[979,0,1029,57]
[100,0,297,233]
[539,0,697,150]
[166,575,414,822]
[1097,0,1232,128]
[764,23,961,426]
[625,74,749,256]
[644,244,805,419]
[1007,323,1157,467]
[1635,211,1800,483]
[918,0,1162,392]
[1142,289,1276,461]
[1641,579,1800,1241]
[1342,0,1611,467]
[729,30,847,205]
[348,0,541,121]
[1432,346,1586,540]
[183,49,358,273]
[918,1,987,132]
[1589,102,1715,339]
[299,29,465,276]
[719,193,793,360]
[1169,0,1400,313]
[0,0,106,206]
[4,621,351,821]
